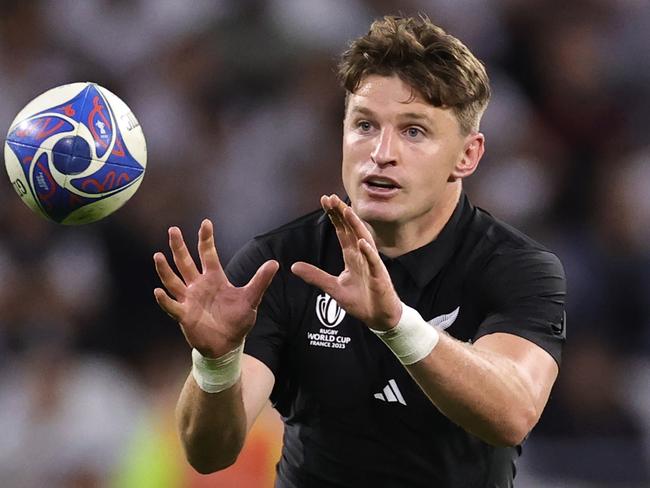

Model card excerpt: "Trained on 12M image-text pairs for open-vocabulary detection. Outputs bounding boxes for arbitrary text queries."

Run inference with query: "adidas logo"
[373,379,406,406]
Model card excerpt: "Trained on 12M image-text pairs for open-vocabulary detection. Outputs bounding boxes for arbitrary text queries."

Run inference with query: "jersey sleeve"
[225,238,287,379]
[474,248,567,366]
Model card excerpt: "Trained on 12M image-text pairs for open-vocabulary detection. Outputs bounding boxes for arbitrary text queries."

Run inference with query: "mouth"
[361,175,401,199]
[362,175,401,191]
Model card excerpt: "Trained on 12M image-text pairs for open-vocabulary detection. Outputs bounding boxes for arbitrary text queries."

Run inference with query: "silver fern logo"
[316,293,346,327]
[427,307,460,330]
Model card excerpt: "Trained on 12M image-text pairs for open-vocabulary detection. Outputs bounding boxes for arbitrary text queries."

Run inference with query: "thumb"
[245,260,280,308]
[291,261,338,295]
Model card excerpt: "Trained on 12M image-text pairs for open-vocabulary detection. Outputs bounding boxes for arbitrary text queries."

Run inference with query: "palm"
[339,271,390,321]
[186,274,260,334]
[153,220,278,357]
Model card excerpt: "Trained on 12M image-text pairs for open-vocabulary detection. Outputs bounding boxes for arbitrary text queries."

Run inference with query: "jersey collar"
[384,192,473,287]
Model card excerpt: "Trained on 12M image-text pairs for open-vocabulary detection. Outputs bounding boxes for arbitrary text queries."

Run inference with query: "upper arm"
[473,332,559,418]
[241,353,276,433]
[468,247,565,433]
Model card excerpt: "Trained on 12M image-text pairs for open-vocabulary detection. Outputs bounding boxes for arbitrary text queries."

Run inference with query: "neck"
[370,184,461,258]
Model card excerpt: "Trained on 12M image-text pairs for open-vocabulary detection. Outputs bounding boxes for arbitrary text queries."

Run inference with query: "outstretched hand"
[153,219,279,358]
[291,195,402,331]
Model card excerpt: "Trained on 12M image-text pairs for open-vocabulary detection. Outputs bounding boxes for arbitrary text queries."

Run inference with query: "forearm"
[176,374,247,473]
[406,334,538,446]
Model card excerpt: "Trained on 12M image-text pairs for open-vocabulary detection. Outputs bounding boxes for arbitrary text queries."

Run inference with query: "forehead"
[348,74,426,109]
[358,73,418,95]
[345,74,460,129]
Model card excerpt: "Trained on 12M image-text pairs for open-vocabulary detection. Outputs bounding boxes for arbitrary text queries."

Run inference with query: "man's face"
[342,74,469,228]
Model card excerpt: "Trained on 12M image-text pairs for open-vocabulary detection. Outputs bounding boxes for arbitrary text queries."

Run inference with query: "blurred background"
[1,0,649,486]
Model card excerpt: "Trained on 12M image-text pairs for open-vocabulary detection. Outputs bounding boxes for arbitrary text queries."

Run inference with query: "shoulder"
[462,206,566,304]
[472,205,551,252]
[465,208,567,364]
[464,205,564,276]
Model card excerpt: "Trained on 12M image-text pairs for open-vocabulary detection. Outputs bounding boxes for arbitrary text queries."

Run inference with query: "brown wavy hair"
[338,15,491,134]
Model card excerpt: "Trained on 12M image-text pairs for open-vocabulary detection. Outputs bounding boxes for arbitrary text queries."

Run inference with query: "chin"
[353,199,401,224]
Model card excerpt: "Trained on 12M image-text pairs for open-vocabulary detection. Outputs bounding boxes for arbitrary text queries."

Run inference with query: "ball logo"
[315,293,346,328]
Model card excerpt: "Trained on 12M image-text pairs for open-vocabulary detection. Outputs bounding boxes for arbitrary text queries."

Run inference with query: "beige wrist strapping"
[191,343,244,394]
[370,303,440,365]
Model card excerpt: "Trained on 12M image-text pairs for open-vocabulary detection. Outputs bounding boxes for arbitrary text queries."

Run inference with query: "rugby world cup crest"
[316,293,346,328]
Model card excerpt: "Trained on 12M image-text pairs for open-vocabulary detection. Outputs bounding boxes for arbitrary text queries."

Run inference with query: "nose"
[370,128,397,166]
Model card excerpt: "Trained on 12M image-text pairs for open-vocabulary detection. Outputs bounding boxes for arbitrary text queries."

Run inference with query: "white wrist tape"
[191,343,244,394]
[371,303,439,365]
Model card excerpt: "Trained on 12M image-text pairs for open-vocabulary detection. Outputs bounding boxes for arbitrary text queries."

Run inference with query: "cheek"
[343,126,374,150]
[408,147,455,191]
[421,142,461,174]
[341,135,364,185]
[341,157,354,196]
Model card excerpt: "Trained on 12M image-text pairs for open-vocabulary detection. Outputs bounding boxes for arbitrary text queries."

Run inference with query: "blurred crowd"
[1,0,649,487]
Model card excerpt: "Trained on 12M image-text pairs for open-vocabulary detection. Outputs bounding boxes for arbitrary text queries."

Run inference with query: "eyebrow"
[347,106,375,118]
[348,106,434,125]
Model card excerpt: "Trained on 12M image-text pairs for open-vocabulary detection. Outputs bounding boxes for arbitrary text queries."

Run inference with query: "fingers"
[169,226,200,284]
[359,238,385,278]
[198,219,226,279]
[322,195,353,249]
[291,261,338,295]
[153,287,184,320]
[343,206,375,249]
[153,252,186,299]
[245,260,280,308]
[323,194,376,249]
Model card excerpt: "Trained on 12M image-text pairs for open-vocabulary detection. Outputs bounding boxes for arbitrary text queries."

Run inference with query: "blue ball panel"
[68,160,144,195]
[79,84,114,160]
[6,115,75,149]
[51,149,70,174]
[30,152,67,221]
[51,136,92,174]
[52,136,76,156]
[6,141,39,181]
[104,130,145,170]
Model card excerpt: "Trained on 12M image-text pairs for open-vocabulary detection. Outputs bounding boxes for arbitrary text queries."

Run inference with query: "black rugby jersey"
[226,193,566,488]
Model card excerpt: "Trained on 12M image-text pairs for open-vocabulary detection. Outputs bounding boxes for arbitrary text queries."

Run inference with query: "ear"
[451,132,485,180]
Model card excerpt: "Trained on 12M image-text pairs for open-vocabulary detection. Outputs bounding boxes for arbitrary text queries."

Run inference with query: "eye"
[405,126,424,139]
[357,120,372,132]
